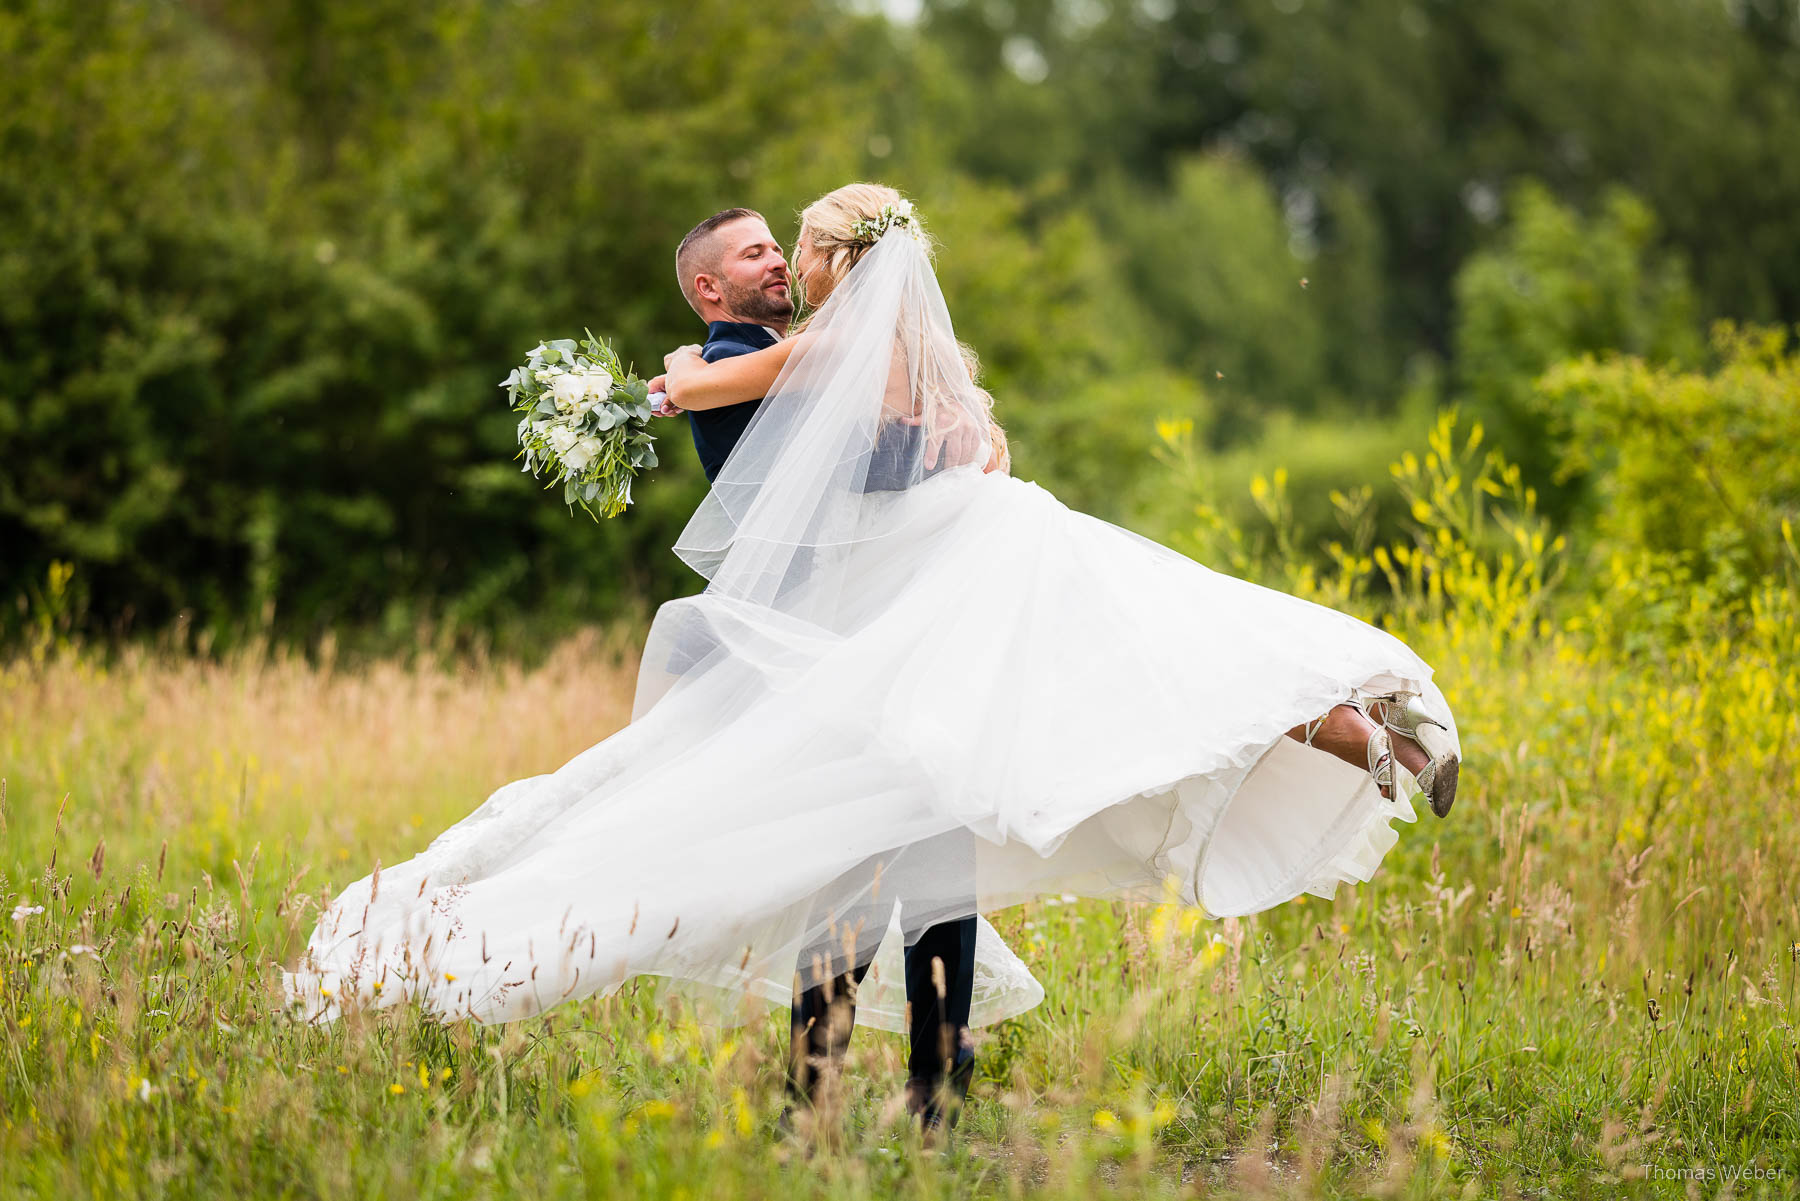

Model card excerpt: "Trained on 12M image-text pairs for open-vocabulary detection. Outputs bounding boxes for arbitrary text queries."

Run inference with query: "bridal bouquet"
[500,333,658,519]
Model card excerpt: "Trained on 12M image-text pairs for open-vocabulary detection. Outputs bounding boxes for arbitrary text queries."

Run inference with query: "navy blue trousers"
[788,833,977,1116]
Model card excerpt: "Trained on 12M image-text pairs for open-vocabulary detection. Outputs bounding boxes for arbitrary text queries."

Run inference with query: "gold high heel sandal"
[1356,692,1461,818]
[1303,707,1400,802]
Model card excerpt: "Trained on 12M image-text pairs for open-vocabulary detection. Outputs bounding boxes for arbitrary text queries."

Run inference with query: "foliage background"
[5,0,1798,651]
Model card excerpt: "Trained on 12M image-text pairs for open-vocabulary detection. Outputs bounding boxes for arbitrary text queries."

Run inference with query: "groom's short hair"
[676,207,765,316]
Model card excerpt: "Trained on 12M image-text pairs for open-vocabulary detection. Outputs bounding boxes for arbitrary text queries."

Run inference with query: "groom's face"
[707,217,793,326]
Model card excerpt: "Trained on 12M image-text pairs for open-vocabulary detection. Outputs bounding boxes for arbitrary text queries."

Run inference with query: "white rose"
[552,373,586,408]
[562,434,602,474]
[583,370,614,400]
[547,425,581,458]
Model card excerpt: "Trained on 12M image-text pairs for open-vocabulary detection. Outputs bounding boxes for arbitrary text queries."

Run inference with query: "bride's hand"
[664,345,704,372]
[645,373,683,416]
[655,346,706,414]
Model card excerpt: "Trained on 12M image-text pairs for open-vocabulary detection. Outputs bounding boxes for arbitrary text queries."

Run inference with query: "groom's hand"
[910,401,993,472]
[928,419,985,472]
[983,419,1011,475]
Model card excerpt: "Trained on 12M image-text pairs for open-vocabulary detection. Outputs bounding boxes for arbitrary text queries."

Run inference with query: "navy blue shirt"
[688,321,781,482]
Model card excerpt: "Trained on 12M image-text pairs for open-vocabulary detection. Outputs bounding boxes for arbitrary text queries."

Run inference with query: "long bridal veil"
[282,228,1042,1028]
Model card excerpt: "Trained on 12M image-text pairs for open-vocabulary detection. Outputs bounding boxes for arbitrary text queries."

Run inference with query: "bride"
[282,182,1462,1130]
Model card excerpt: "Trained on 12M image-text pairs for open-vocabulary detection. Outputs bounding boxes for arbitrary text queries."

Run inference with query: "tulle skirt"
[282,470,1457,1029]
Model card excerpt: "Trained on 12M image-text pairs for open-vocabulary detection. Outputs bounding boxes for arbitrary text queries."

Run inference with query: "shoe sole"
[1412,721,1459,818]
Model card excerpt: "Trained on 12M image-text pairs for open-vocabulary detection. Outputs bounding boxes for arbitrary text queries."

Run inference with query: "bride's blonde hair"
[797,182,933,308]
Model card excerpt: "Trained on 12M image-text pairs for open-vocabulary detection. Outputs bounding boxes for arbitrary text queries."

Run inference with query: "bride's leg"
[1286,703,1430,797]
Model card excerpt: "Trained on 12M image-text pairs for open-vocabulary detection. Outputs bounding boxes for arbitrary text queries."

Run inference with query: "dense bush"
[1539,323,1800,610]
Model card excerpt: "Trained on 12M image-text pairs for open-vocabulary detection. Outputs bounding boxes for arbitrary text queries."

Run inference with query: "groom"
[664,207,795,481]
[661,207,980,1137]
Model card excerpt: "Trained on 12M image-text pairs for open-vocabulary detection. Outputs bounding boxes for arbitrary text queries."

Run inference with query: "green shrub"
[1537,321,1800,599]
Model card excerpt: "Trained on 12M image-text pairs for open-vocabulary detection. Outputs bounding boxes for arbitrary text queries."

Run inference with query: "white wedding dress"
[282,225,1458,1030]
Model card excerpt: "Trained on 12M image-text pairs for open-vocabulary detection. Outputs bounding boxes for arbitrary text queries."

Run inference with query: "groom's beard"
[719,277,794,326]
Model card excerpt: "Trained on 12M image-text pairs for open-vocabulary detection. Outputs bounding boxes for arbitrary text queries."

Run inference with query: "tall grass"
[3,416,1797,1198]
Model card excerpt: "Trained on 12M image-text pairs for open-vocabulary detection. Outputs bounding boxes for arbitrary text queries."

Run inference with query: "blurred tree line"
[3,0,1797,653]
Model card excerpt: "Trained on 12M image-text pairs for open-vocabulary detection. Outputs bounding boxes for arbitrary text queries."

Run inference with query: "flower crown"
[849,199,924,246]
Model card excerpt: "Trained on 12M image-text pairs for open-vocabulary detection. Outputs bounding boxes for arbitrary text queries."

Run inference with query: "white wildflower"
[11,904,44,922]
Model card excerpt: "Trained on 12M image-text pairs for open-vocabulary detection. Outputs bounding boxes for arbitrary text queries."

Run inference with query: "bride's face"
[794,231,834,310]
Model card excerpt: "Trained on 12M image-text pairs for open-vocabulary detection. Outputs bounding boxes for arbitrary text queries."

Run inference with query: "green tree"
[1102,153,1326,443]
[1451,180,1701,510]
[0,0,875,648]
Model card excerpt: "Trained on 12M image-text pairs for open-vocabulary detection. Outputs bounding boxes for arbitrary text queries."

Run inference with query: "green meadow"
[6,418,1797,1198]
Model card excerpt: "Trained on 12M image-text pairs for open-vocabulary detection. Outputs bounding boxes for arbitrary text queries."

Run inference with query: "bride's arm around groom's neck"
[665,337,803,412]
